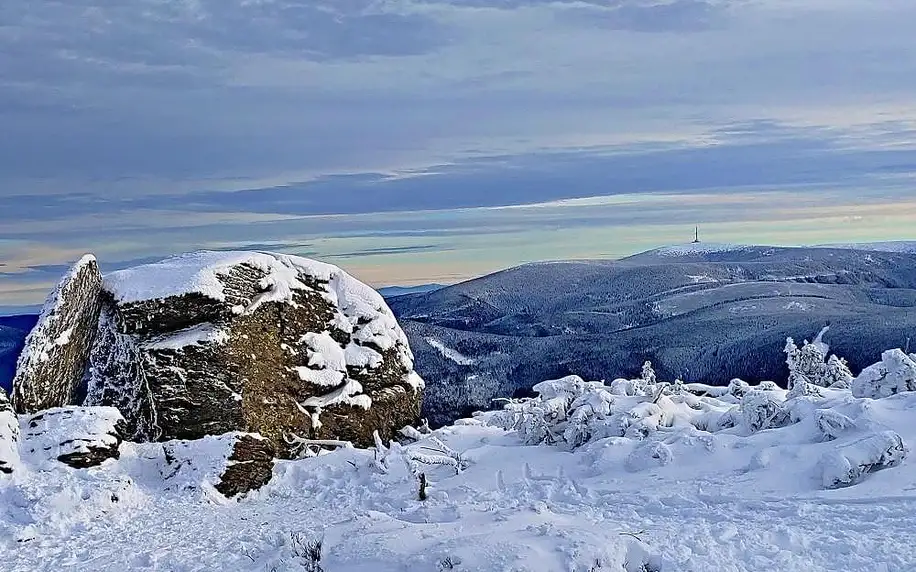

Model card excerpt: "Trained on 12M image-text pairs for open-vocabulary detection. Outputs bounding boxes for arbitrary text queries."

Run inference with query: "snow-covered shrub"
[608,378,643,397]
[814,409,857,441]
[726,378,751,398]
[818,431,907,489]
[487,372,768,449]
[481,338,909,490]
[786,379,823,400]
[823,355,854,389]
[851,349,916,399]
[740,390,791,432]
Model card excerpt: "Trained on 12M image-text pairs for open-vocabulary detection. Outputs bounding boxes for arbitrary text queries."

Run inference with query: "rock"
[12,255,103,413]
[86,251,424,453]
[819,431,907,489]
[20,406,125,469]
[161,433,275,498]
[0,388,19,474]
[215,434,276,498]
[851,349,916,399]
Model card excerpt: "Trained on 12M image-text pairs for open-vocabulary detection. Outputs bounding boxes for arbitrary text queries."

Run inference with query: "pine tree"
[641,361,657,385]
[823,354,854,389]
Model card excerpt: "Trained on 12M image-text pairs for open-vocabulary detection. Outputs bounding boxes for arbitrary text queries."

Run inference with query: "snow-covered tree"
[823,355,854,389]
[851,349,916,399]
[641,361,657,385]
[785,326,850,389]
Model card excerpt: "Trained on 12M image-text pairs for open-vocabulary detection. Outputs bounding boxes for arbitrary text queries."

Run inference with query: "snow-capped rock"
[851,349,916,399]
[161,433,275,498]
[20,406,125,469]
[0,388,19,474]
[11,255,102,413]
[86,251,423,453]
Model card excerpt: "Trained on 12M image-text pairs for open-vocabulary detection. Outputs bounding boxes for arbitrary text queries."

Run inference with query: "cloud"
[2,0,916,307]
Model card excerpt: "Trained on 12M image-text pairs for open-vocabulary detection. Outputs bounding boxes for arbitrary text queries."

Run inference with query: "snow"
[5,319,916,570]
[819,240,916,254]
[104,251,316,306]
[18,407,123,469]
[300,379,372,411]
[651,243,754,257]
[852,349,916,399]
[2,383,916,571]
[0,393,19,475]
[142,323,229,351]
[426,337,475,366]
[53,328,73,347]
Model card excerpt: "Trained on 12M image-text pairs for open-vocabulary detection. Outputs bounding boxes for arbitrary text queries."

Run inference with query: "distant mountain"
[0,314,39,392]
[389,245,916,426]
[378,283,446,298]
[818,240,916,254]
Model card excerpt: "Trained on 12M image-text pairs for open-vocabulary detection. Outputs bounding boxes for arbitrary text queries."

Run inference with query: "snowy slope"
[379,284,446,298]
[2,369,916,571]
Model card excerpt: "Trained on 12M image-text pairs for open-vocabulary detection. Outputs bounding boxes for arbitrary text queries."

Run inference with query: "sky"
[2,0,916,311]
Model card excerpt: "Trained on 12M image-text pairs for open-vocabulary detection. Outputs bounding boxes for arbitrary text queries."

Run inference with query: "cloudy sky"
[2,0,916,310]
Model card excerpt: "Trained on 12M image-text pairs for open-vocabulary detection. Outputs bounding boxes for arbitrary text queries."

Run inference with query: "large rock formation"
[0,388,19,474]
[85,251,424,455]
[12,255,103,413]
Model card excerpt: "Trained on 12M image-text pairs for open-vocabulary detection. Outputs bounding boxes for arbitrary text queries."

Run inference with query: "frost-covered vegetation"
[484,329,913,489]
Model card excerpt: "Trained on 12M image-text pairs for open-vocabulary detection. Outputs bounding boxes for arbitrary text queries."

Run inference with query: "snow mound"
[819,431,908,489]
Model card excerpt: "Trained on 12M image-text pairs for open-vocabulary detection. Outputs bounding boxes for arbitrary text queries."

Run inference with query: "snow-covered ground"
[3,369,916,571]
[819,241,916,254]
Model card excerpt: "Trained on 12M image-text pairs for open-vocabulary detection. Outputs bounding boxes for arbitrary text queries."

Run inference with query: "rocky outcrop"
[20,406,125,469]
[0,388,19,474]
[86,251,424,454]
[214,434,276,497]
[161,432,275,497]
[12,255,103,413]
